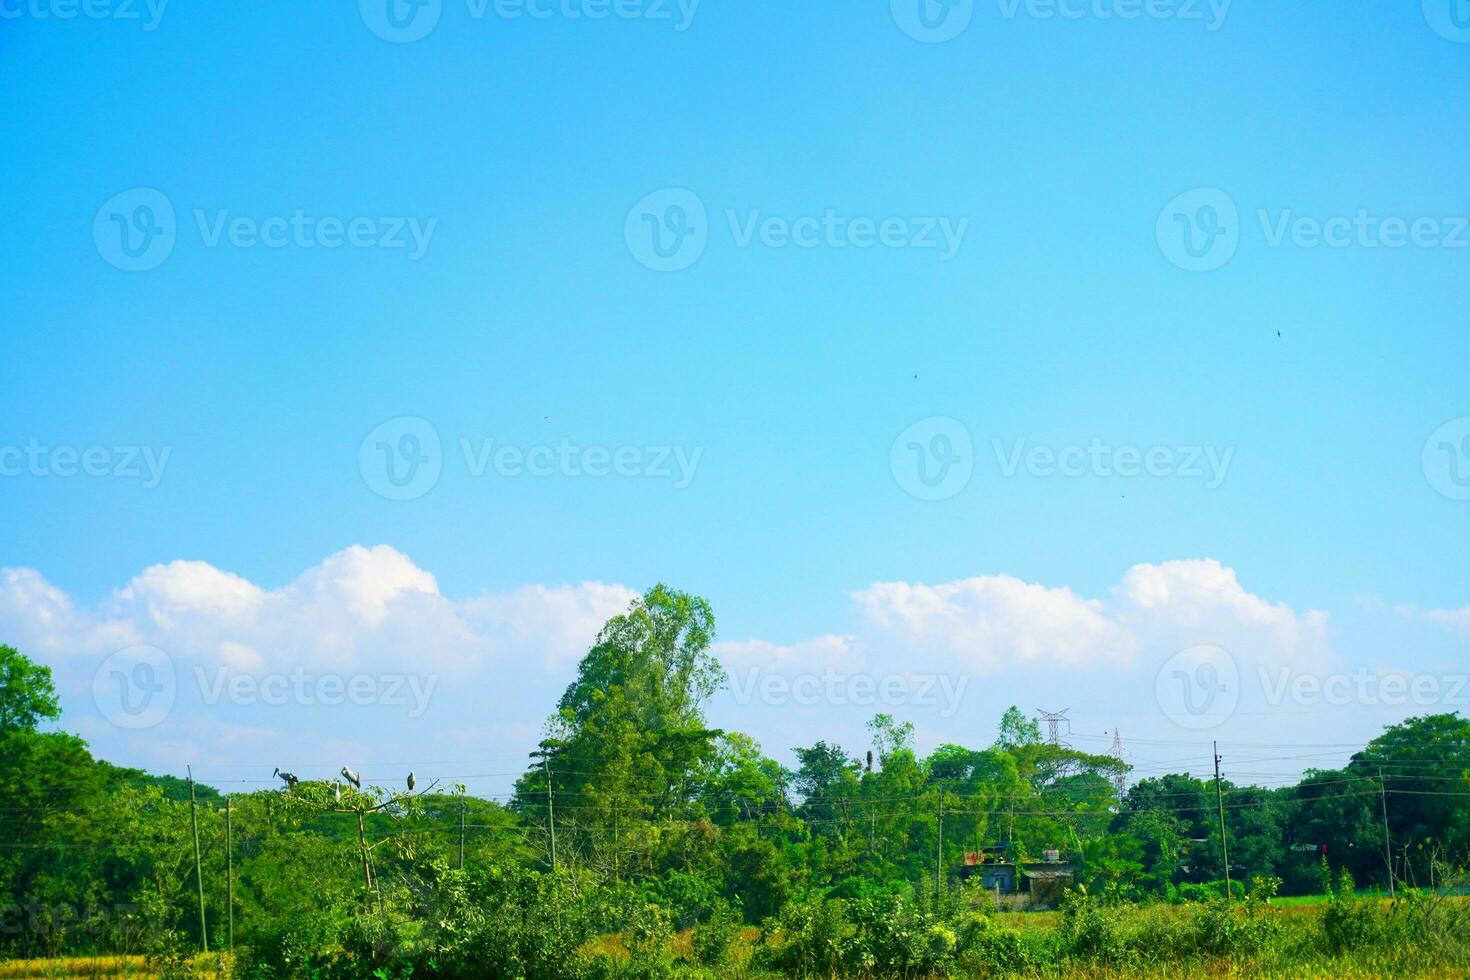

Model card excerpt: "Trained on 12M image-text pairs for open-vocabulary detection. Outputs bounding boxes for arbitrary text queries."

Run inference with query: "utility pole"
[458,799,466,871]
[225,794,234,952]
[187,766,208,953]
[935,784,944,900]
[355,809,375,909]
[1378,768,1395,896]
[530,748,558,871]
[1213,742,1231,903]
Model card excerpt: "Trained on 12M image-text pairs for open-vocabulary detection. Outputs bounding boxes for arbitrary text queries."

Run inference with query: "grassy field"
[4,897,1467,978]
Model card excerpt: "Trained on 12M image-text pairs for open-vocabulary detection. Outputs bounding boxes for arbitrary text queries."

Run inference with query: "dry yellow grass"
[0,956,150,979]
[0,954,229,979]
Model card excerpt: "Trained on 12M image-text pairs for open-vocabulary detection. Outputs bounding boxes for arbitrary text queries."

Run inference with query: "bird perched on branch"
[341,766,361,788]
[407,771,416,791]
[272,767,299,790]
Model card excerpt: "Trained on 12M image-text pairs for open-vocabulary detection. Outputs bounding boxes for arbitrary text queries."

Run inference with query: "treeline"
[0,586,1468,976]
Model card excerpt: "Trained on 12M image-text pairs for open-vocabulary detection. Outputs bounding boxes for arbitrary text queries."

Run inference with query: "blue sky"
[2,0,1468,794]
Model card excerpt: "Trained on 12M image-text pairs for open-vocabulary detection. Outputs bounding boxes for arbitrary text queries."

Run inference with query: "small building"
[955,844,1077,907]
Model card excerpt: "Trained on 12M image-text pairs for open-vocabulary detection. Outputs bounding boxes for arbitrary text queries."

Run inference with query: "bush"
[753,896,851,977]
[1058,887,1127,962]
[845,894,958,976]
[955,914,1043,973]
[690,898,742,967]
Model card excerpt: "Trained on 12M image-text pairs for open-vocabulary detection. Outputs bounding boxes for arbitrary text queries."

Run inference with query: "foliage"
[2,616,1470,978]
[0,644,59,733]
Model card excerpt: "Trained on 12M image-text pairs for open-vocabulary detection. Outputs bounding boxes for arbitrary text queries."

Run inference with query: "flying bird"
[272,768,299,790]
[407,771,416,791]
[341,766,361,788]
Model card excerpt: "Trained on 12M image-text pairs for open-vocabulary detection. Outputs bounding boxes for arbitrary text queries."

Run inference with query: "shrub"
[845,895,957,976]
[1058,887,1127,962]
[753,896,851,977]
[955,913,1044,973]
[690,898,742,968]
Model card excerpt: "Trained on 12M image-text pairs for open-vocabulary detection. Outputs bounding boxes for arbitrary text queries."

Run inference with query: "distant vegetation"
[1,587,1467,977]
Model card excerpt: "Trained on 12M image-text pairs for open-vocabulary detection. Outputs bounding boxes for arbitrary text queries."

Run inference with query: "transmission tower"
[1107,729,1129,799]
[1036,708,1070,746]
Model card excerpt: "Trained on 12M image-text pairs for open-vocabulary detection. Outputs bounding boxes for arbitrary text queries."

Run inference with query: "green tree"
[0,645,60,732]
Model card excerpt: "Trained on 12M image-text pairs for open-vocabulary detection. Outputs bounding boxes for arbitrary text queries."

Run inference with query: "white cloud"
[714,634,857,670]
[1399,602,1470,638]
[0,545,636,677]
[852,559,1329,674]
[464,582,641,668]
[854,574,1127,670]
[0,551,1356,785]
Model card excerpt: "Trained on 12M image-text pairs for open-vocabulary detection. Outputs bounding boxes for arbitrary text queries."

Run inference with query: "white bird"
[407,771,416,791]
[341,766,361,788]
[272,767,299,790]
[334,782,342,803]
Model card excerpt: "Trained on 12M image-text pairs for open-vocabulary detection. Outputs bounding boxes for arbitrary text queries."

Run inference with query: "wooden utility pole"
[187,766,208,952]
[1378,768,1395,896]
[544,756,557,871]
[935,785,944,900]
[356,810,375,908]
[1213,742,1231,903]
[225,794,234,951]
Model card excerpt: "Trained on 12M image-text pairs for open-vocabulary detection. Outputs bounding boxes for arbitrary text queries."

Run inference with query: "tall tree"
[0,645,60,732]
